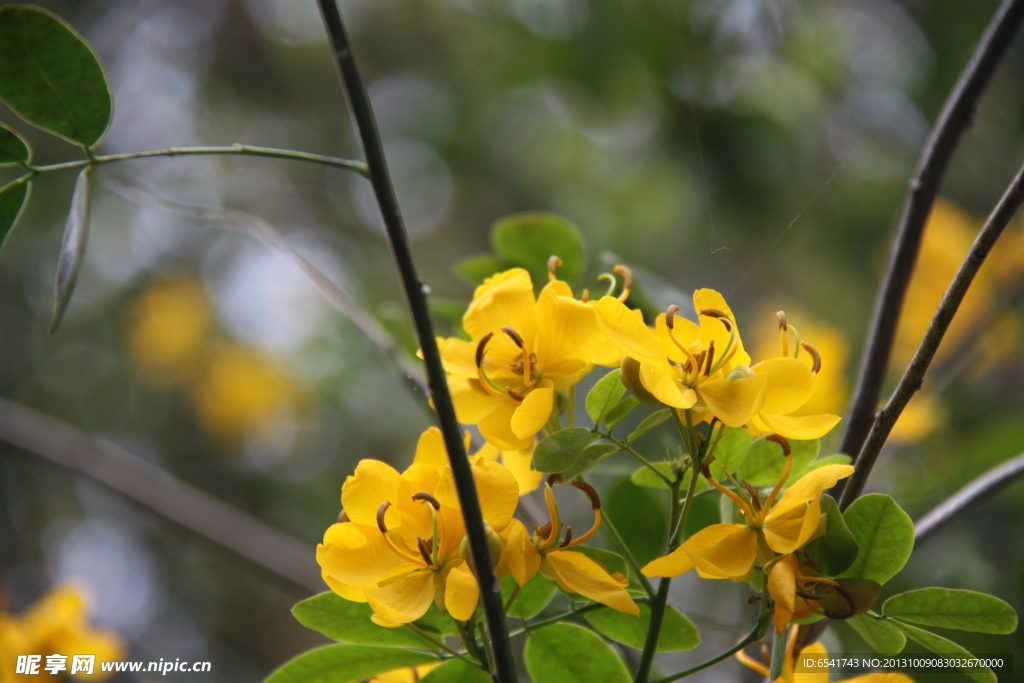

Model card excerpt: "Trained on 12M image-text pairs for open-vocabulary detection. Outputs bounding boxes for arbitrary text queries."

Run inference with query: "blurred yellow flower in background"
[0,586,123,682]
[365,663,439,683]
[126,278,211,386]
[738,632,913,682]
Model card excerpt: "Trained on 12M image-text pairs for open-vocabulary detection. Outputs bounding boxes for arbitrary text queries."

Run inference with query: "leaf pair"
[456,213,585,286]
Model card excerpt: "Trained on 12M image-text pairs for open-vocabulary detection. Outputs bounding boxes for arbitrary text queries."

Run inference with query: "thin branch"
[838,0,1024,471]
[649,611,772,683]
[0,397,322,592]
[915,451,1024,545]
[26,144,368,177]
[105,180,428,396]
[314,3,517,681]
[840,159,1024,508]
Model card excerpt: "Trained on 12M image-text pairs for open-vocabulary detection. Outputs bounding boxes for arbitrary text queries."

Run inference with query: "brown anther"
[704,341,715,376]
[665,304,680,329]
[700,308,733,332]
[701,461,714,479]
[337,509,349,524]
[547,473,563,487]
[571,480,601,510]
[801,553,823,573]
[376,501,392,533]
[766,434,791,456]
[507,388,525,401]
[412,491,441,510]
[559,527,574,547]
[777,311,788,331]
[692,350,706,374]
[535,521,553,539]
[417,537,434,566]
[680,360,692,373]
[547,255,563,280]
[801,341,822,374]
[475,331,494,368]
[743,480,763,512]
[502,326,525,348]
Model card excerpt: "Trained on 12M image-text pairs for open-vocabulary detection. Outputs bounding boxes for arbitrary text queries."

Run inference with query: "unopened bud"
[726,365,756,380]
[460,521,503,570]
[620,356,662,405]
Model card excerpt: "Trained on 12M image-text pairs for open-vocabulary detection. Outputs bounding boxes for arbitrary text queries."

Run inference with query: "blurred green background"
[2,0,1024,680]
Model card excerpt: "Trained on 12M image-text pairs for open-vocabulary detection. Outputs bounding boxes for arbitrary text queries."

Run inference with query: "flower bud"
[459,521,504,571]
[620,356,661,405]
[726,364,756,380]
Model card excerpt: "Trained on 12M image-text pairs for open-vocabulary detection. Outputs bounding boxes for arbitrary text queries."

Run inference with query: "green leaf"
[791,454,853,480]
[524,623,630,683]
[50,167,91,333]
[492,213,585,283]
[0,123,30,164]
[455,253,510,284]
[0,6,112,147]
[292,593,434,648]
[533,427,593,473]
[627,408,672,443]
[803,495,859,576]
[893,621,997,683]
[419,659,490,683]
[604,478,668,566]
[630,463,675,490]
[846,613,906,654]
[839,494,914,585]
[817,578,880,620]
[605,396,640,429]
[882,588,1017,634]
[585,604,699,652]
[501,574,557,620]
[738,436,819,486]
[264,645,438,683]
[414,605,459,636]
[560,442,617,480]
[0,178,30,251]
[707,426,752,479]
[586,369,627,425]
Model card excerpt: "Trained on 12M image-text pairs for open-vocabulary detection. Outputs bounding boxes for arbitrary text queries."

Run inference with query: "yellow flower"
[503,478,639,616]
[0,585,123,682]
[365,663,439,683]
[473,441,544,495]
[595,291,840,439]
[317,428,520,625]
[126,278,211,386]
[738,630,914,682]
[643,442,854,630]
[439,268,614,450]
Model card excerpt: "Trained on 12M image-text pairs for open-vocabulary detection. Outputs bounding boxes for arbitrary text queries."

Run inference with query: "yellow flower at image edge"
[317,428,521,625]
[738,631,913,683]
[438,268,614,451]
[0,585,123,682]
[366,663,439,683]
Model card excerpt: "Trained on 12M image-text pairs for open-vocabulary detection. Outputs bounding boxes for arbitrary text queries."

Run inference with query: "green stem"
[25,144,369,177]
[315,3,517,681]
[603,433,673,485]
[405,624,483,669]
[506,596,652,638]
[649,609,771,683]
[601,507,657,599]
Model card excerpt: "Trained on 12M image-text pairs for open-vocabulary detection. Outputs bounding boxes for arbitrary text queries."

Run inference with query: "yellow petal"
[474,442,501,463]
[396,463,442,539]
[763,498,822,555]
[317,523,407,585]
[681,524,758,579]
[752,357,813,415]
[502,519,540,586]
[776,464,855,508]
[654,313,703,364]
[372,663,441,683]
[413,427,448,468]
[479,399,532,450]
[434,459,520,532]
[444,561,480,621]
[640,361,696,408]
[510,383,554,440]
[501,445,543,494]
[363,568,436,624]
[342,460,402,528]
[768,554,799,634]
[693,289,750,367]
[698,373,767,428]
[641,545,696,577]
[792,641,829,683]
[548,551,640,615]
[594,297,664,361]
[322,572,368,603]
[438,337,478,377]
[464,268,537,343]
[759,412,842,440]
[535,282,612,368]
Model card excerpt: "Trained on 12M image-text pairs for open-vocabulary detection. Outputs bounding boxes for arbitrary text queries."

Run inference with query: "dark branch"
[840,159,1024,508]
[915,451,1024,545]
[314,3,516,680]
[0,397,322,593]
[838,0,1024,473]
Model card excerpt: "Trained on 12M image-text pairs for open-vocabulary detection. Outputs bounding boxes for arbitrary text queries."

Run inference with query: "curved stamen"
[475,332,509,398]
[613,265,633,302]
[788,324,802,359]
[801,341,821,374]
[541,480,562,549]
[665,305,701,379]
[377,501,392,533]
[547,255,563,282]
[560,481,603,548]
[700,308,733,332]
[559,527,574,548]
[701,465,756,521]
[502,326,524,348]
[777,310,789,358]
[761,435,793,514]
[704,341,715,377]
[377,501,427,567]
[597,273,618,299]
[417,537,435,567]
[412,491,441,510]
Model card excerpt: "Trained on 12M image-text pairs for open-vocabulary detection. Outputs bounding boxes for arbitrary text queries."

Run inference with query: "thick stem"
[837,0,1024,475]
[314,3,516,681]
[840,159,1024,508]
